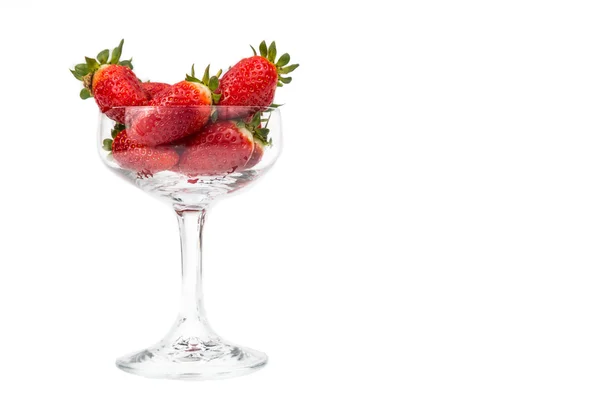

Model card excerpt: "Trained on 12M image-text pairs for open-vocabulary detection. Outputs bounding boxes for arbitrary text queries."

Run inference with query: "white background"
[0,1,599,399]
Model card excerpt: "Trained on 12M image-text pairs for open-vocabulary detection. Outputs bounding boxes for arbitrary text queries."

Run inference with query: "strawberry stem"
[103,122,126,153]
[252,40,299,86]
[80,88,91,99]
[238,111,272,146]
[97,49,109,64]
[259,41,268,57]
[102,138,113,152]
[267,42,277,63]
[276,53,290,67]
[186,64,222,104]
[109,39,124,65]
[111,122,126,138]
[71,39,133,99]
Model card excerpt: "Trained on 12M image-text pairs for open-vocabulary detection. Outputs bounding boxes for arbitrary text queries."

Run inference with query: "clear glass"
[97,106,281,380]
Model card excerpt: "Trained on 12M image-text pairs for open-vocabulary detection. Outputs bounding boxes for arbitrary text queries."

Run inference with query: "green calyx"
[237,111,272,146]
[70,39,134,99]
[102,138,113,152]
[251,40,299,87]
[103,122,126,152]
[185,64,223,104]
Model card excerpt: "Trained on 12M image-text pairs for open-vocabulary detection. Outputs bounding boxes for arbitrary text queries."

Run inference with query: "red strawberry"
[127,65,221,146]
[141,82,171,99]
[177,121,255,176]
[240,112,269,169]
[104,127,179,174]
[244,139,265,169]
[90,65,148,123]
[216,41,298,119]
[71,40,147,123]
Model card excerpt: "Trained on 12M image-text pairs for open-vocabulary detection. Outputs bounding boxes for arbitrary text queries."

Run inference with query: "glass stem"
[175,207,210,328]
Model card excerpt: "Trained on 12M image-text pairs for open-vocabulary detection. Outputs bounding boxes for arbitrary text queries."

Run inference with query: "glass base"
[116,336,267,380]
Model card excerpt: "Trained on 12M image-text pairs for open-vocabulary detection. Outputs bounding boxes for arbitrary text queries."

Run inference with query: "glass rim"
[106,105,281,111]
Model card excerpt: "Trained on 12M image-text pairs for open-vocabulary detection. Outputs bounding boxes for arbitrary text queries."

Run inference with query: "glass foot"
[116,337,267,380]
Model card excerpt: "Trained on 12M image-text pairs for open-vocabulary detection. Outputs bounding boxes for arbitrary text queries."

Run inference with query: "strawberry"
[127,65,221,146]
[103,124,179,174]
[244,139,265,170]
[177,112,271,176]
[141,82,171,99]
[216,41,298,119]
[71,40,147,124]
[242,111,272,169]
[177,121,254,176]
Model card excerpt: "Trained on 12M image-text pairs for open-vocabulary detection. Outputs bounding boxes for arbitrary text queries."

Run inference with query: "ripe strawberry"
[103,125,179,174]
[71,40,147,123]
[244,139,265,169]
[141,82,171,99]
[242,111,272,169]
[216,40,298,119]
[178,112,271,176]
[177,121,255,176]
[127,65,221,146]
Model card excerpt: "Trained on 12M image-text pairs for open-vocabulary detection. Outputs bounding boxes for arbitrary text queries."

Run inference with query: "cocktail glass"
[97,105,281,380]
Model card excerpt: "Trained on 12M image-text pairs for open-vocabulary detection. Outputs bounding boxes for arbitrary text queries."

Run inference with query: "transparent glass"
[97,106,281,380]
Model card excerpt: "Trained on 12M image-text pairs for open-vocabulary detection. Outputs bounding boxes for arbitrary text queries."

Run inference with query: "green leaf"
[97,49,109,64]
[269,103,283,108]
[251,111,261,127]
[119,58,133,69]
[277,82,283,87]
[279,76,292,84]
[110,39,124,64]
[208,76,219,92]
[280,64,299,74]
[211,93,222,103]
[216,69,223,78]
[211,109,218,122]
[111,123,125,138]
[256,127,270,136]
[185,64,200,82]
[276,53,290,67]
[85,57,100,71]
[185,74,202,84]
[80,88,92,99]
[254,127,270,144]
[70,69,82,81]
[259,41,268,57]
[202,64,210,85]
[250,45,257,56]
[74,63,89,76]
[267,41,277,62]
[102,138,113,151]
